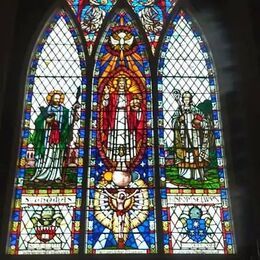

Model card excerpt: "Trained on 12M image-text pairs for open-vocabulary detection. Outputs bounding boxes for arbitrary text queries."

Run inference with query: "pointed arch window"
[8,9,87,255]
[7,0,235,256]
[158,9,234,254]
[85,10,157,253]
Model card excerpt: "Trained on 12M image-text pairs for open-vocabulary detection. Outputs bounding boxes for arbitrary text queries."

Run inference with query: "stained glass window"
[8,0,235,256]
[128,0,177,53]
[86,10,156,254]
[67,0,118,54]
[8,10,87,255]
[158,10,235,254]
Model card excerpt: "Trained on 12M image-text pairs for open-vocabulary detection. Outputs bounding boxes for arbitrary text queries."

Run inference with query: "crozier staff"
[172,90,210,180]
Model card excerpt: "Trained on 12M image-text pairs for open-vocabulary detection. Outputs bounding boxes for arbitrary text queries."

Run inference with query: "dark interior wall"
[187,1,260,258]
[0,0,59,255]
[0,0,259,259]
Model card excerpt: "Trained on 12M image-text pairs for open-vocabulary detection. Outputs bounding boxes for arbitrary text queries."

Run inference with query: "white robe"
[106,91,137,171]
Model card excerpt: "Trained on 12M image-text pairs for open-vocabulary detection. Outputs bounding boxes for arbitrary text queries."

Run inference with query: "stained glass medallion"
[8,10,87,255]
[128,0,177,53]
[67,0,118,54]
[158,10,235,254]
[86,10,157,254]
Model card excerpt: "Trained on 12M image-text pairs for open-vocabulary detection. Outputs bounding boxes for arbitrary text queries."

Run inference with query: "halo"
[46,90,65,104]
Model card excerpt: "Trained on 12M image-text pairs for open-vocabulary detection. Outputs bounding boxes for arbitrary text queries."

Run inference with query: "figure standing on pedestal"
[30,90,79,183]
[172,91,210,180]
[101,76,143,172]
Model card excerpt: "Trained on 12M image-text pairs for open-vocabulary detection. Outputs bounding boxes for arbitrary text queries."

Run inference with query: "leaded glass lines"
[8,10,87,255]
[86,10,157,253]
[67,0,118,54]
[8,2,235,256]
[158,10,235,254]
[128,0,177,53]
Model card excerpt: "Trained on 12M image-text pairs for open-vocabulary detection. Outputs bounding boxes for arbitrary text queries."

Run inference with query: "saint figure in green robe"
[30,90,71,183]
